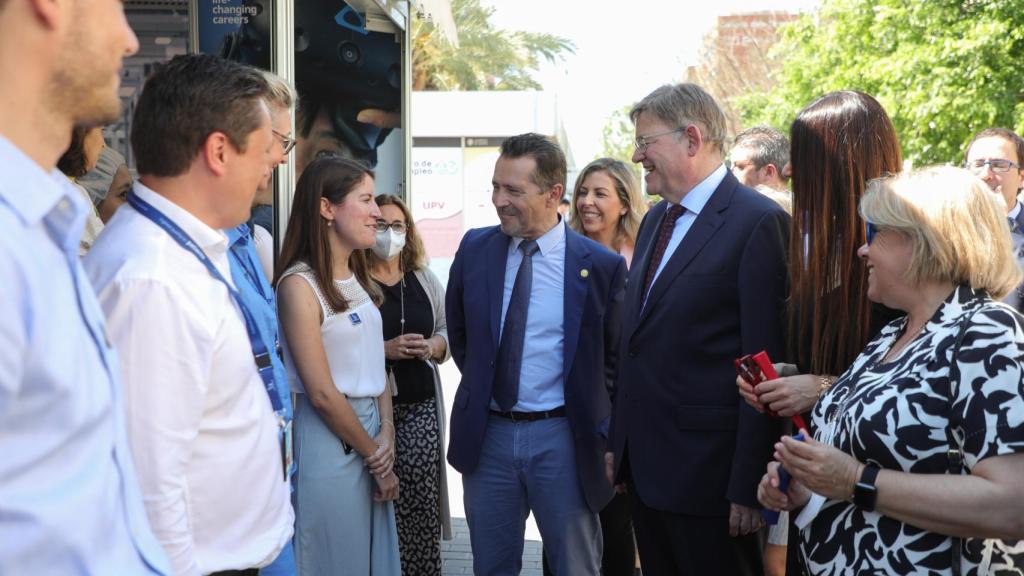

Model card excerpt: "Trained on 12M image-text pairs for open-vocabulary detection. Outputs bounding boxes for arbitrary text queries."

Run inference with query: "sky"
[482,0,820,164]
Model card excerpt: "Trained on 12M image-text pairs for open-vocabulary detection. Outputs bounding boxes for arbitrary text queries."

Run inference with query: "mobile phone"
[734,350,808,430]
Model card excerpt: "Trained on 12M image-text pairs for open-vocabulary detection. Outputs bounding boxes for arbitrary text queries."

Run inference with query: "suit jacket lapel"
[622,202,664,342]
[637,174,736,326]
[486,231,509,348]
[562,229,590,376]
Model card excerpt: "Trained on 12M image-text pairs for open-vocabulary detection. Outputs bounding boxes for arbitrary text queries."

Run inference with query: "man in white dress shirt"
[84,54,293,576]
[0,0,171,574]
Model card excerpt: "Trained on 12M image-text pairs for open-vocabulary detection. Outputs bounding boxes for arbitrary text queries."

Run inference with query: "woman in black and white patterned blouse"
[758,166,1024,575]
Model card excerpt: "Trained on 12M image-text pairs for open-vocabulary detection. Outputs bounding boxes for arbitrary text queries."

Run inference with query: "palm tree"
[412,0,574,91]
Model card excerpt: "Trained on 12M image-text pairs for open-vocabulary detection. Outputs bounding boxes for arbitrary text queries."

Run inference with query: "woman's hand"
[756,373,823,417]
[373,470,400,502]
[736,374,765,413]
[776,429,862,502]
[384,334,429,361]
[364,424,395,477]
[758,461,811,511]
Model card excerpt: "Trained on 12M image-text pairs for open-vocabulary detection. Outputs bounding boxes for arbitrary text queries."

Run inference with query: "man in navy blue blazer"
[446,133,627,575]
[607,84,789,575]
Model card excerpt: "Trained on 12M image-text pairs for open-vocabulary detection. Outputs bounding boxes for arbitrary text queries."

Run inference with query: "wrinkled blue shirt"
[0,134,170,575]
[225,224,292,422]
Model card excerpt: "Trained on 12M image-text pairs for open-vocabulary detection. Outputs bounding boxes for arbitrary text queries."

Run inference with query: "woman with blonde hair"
[562,156,644,575]
[569,157,647,266]
[759,166,1024,574]
[367,193,452,574]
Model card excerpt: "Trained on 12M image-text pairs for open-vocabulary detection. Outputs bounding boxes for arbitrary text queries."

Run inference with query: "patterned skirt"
[393,396,442,575]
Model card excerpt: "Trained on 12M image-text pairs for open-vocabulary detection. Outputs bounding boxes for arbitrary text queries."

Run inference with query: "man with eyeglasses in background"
[224,69,298,576]
[964,127,1024,310]
[606,83,789,576]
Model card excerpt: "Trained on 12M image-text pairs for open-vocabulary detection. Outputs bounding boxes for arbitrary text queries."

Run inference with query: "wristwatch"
[853,464,880,511]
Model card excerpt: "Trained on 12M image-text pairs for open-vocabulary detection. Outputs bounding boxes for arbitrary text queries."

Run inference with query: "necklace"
[399,274,405,336]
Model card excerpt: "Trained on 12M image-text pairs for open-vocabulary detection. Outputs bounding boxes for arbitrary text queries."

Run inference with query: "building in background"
[684,11,799,137]
[410,90,574,285]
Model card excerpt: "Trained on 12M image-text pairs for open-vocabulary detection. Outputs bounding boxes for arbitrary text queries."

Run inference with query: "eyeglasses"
[375,220,407,233]
[272,129,296,155]
[634,127,684,154]
[964,158,1020,174]
[866,221,878,245]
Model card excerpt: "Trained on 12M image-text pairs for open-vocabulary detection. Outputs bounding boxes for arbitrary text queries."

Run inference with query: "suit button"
[628,350,637,358]
[489,361,495,367]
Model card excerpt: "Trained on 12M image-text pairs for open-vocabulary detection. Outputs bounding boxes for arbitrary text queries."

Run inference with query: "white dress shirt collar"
[133,181,229,255]
[1009,200,1021,221]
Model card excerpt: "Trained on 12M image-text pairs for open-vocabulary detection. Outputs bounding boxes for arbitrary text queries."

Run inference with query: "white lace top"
[280,262,386,398]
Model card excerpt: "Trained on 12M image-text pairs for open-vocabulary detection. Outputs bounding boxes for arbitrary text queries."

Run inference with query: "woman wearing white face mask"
[367,194,452,574]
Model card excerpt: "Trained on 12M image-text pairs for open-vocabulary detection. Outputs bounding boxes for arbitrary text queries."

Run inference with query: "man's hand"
[604,451,626,494]
[729,502,763,537]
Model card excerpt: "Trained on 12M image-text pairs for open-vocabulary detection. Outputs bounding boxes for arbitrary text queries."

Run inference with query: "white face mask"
[372,229,406,260]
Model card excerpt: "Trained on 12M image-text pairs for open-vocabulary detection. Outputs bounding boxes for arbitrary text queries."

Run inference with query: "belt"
[489,406,566,422]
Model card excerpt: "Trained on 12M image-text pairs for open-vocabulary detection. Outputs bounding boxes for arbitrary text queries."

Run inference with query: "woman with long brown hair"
[276,156,401,575]
[367,194,452,574]
[736,91,904,575]
[739,90,904,419]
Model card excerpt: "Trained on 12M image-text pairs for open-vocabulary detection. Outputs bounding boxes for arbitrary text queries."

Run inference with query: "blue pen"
[763,432,805,525]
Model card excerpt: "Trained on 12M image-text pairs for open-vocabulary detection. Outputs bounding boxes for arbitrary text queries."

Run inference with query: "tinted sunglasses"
[866,221,878,245]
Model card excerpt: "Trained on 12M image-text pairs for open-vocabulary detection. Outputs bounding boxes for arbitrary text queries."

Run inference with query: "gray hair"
[261,70,296,111]
[630,83,728,155]
[734,126,790,176]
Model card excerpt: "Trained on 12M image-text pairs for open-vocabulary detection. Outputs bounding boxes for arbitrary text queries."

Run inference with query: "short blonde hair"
[859,166,1022,299]
[261,70,296,111]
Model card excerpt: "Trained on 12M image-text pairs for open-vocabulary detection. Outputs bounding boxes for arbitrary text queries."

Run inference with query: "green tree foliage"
[599,105,640,172]
[412,0,574,91]
[735,0,1024,166]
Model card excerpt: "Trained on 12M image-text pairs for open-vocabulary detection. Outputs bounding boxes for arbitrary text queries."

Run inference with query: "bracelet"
[381,419,395,429]
[818,375,835,396]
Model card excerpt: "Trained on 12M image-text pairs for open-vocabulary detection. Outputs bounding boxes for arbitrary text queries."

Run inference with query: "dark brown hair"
[366,194,427,272]
[276,155,383,312]
[788,90,902,375]
[966,127,1024,165]
[499,133,566,192]
[131,54,269,177]
[57,126,91,178]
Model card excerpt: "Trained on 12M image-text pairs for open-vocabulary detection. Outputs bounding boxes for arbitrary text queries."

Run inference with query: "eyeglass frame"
[963,158,1021,174]
[865,221,878,245]
[272,129,296,155]
[634,127,685,154]
[374,219,407,233]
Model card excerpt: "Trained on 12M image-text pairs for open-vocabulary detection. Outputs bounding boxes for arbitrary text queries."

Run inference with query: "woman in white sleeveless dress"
[276,156,401,575]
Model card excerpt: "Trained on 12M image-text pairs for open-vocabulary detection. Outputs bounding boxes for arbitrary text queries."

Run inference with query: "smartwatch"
[853,464,880,511]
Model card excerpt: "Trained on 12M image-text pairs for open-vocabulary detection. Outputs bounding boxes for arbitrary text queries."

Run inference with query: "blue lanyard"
[127,192,285,417]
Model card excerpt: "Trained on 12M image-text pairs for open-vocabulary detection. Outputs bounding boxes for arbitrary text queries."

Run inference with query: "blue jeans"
[463,415,601,576]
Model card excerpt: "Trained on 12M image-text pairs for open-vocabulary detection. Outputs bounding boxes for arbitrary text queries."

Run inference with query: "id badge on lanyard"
[128,191,291,482]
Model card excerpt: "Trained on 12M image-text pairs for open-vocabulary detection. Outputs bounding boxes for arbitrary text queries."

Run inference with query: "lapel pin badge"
[580,268,589,278]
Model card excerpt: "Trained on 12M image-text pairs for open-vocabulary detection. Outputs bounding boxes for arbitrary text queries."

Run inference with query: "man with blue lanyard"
[226,70,297,576]
[85,54,293,576]
[0,0,170,574]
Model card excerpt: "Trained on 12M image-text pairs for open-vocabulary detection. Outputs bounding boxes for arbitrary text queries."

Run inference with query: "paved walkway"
[441,517,544,575]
